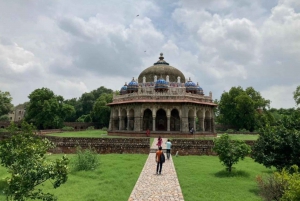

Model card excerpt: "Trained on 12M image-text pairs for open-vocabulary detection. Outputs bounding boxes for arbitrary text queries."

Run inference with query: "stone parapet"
[44,136,150,154]
[110,87,215,105]
[170,139,256,156]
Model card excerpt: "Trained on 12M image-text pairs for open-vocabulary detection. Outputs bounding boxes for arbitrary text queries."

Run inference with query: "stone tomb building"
[108,53,217,136]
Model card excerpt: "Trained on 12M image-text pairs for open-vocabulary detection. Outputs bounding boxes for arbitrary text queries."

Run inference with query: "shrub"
[256,165,300,201]
[0,128,8,132]
[86,126,94,130]
[277,165,300,201]
[226,129,235,132]
[213,134,251,172]
[72,145,99,171]
[61,126,74,131]
[101,127,108,131]
[256,174,285,201]
[239,128,249,132]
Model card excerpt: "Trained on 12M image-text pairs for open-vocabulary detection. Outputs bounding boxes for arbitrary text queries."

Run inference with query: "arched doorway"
[170,109,180,131]
[143,109,152,131]
[156,109,167,131]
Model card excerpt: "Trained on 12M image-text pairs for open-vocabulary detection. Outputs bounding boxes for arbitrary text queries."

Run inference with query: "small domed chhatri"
[120,82,128,95]
[127,77,138,93]
[155,77,169,92]
[185,77,198,94]
[108,53,217,136]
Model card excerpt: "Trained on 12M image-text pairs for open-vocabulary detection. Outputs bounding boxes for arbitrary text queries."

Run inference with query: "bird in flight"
[136,15,139,17]
[144,51,146,52]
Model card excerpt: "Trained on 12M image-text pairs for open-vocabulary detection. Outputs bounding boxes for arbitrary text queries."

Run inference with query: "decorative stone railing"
[113,87,213,103]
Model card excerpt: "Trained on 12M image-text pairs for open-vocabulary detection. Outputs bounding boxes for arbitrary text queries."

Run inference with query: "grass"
[0,154,147,201]
[173,156,273,201]
[47,130,108,138]
[218,134,259,141]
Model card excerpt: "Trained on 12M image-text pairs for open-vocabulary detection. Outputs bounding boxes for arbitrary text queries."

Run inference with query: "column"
[167,116,170,131]
[181,117,189,132]
[109,118,112,131]
[199,118,204,132]
[127,115,130,130]
[152,116,156,131]
[119,116,122,130]
[193,117,196,133]
[211,118,215,133]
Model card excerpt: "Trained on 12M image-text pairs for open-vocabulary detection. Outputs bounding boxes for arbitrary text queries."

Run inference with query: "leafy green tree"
[26,88,75,129]
[293,85,300,106]
[218,86,271,131]
[0,114,9,121]
[252,124,300,170]
[92,93,113,127]
[64,86,114,122]
[213,134,251,172]
[0,90,13,118]
[0,122,69,200]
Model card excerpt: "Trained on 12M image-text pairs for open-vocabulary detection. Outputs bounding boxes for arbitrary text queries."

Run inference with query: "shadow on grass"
[214,169,250,178]
[249,188,260,196]
[0,179,7,194]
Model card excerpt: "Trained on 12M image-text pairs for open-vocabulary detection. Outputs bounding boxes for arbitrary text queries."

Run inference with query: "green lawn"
[0,154,147,201]
[173,156,273,201]
[47,130,108,138]
[218,134,259,140]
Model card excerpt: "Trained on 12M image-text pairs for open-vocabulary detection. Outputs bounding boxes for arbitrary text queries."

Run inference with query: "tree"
[92,93,113,127]
[252,124,300,170]
[26,88,75,129]
[213,134,251,172]
[218,86,271,131]
[293,85,300,106]
[64,86,114,122]
[0,121,69,200]
[0,90,13,119]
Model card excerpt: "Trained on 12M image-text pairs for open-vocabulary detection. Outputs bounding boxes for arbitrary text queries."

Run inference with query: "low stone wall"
[170,139,256,156]
[217,131,259,135]
[44,136,150,154]
[108,131,217,138]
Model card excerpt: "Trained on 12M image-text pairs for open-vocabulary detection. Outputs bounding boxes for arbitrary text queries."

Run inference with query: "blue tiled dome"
[120,82,128,95]
[155,77,169,91]
[127,77,138,93]
[185,78,198,93]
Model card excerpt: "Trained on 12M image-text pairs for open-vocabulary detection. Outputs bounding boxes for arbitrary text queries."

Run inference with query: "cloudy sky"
[1,0,299,108]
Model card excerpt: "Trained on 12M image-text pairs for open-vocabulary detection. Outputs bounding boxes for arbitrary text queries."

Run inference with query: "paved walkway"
[128,138,184,201]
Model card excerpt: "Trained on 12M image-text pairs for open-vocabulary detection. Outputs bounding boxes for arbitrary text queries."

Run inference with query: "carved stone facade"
[108,53,217,135]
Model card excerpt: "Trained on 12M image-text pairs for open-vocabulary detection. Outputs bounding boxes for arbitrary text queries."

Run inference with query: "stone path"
[128,138,184,201]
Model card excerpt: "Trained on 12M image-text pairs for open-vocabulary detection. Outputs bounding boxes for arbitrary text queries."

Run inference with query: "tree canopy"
[25,88,75,129]
[217,86,271,131]
[64,86,113,123]
[252,123,300,170]
[92,93,113,127]
[293,85,300,106]
[0,122,69,200]
[0,90,13,119]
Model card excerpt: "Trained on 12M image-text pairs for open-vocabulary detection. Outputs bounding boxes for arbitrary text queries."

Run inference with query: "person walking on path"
[156,136,163,148]
[155,146,164,174]
[165,139,172,160]
[146,128,150,137]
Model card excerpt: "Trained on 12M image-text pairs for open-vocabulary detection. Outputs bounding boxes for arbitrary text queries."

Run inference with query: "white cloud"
[0,0,299,109]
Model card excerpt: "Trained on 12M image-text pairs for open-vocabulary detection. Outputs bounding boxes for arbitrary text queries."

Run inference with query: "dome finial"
[159,53,164,60]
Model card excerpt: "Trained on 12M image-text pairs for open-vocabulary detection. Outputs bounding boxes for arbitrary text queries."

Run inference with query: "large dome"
[138,53,185,83]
